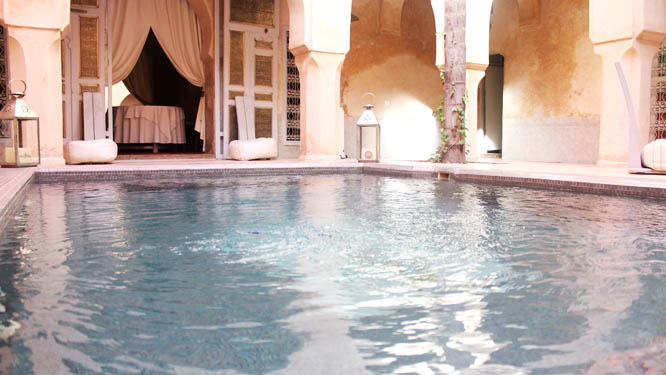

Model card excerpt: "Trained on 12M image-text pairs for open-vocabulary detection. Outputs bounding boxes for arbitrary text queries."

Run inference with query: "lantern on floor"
[0,80,41,167]
[356,93,380,162]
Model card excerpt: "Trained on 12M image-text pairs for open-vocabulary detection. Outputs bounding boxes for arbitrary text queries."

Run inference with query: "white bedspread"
[114,105,185,144]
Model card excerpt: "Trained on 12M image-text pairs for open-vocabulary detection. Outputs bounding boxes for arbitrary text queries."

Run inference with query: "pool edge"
[0,168,35,234]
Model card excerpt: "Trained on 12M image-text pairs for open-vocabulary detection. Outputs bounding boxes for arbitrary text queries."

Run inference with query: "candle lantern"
[0,80,40,167]
[356,93,380,162]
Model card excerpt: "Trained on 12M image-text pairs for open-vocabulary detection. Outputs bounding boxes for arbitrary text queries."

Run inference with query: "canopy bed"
[110,0,206,153]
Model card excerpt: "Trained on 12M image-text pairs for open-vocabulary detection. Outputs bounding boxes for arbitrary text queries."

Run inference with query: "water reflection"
[1,179,309,374]
[0,175,665,374]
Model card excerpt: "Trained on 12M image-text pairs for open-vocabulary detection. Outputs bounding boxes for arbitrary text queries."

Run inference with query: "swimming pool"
[1,174,665,374]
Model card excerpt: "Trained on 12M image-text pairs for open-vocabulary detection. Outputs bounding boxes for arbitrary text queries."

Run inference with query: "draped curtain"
[111,0,206,147]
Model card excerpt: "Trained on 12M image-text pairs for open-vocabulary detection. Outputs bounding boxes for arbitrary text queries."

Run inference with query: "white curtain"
[111,0,151,84]
[111,0,207,148]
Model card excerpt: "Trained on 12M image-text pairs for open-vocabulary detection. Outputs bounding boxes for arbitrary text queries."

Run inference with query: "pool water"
[1,174,666,374]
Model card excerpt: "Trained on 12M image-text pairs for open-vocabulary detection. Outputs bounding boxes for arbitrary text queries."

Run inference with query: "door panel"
[223,0,279,156]
[63,0,109,141]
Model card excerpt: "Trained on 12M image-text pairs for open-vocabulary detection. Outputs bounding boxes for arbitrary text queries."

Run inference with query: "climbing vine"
[430,68,468,162]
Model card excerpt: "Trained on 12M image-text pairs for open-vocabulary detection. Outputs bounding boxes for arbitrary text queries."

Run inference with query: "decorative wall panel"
[72,0,99,7]
[255,107,272,138]
[255,93,272,101]
[229,31,244,86]
[79,16,99,78]
[286,32,300,142]
[230,0,274,26]
[255,55,272,87]
[0,25,9,110]
[651,39,666,140]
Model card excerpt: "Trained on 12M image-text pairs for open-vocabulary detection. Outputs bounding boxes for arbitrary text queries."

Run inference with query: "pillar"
[590,0,666,166]
[287,0,351,161]
[594,39,659,166]
[293,50,347,161]
[3,0,70,166]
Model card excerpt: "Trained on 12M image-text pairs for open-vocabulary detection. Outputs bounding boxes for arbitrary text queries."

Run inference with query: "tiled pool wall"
[0,169,34,234]
[2,163,666,235]
[34,167,363,183]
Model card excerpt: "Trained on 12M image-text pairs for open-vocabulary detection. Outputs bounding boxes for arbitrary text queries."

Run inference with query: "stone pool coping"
[0,167,35,233]
[2,159,666,231]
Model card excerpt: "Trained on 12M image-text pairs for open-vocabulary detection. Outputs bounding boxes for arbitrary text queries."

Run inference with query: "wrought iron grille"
[0,25,9,110]
[650,39,666,140]
[286,31,300,143]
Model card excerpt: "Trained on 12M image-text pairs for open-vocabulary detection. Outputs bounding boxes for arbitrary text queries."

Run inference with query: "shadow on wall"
[342,0,441,161]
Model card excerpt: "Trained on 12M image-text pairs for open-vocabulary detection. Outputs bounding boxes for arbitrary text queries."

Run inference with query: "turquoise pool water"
[1,174,665,374]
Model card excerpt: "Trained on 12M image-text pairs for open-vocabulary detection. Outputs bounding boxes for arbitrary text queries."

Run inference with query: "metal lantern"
[0,80,41,167]
[356,93,380,162]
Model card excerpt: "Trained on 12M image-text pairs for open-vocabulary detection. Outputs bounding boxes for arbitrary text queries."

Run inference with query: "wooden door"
[63,0,110,141]
[222,0,279,157]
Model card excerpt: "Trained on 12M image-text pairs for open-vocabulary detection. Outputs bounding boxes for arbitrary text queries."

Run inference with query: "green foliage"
[430,69,468,162]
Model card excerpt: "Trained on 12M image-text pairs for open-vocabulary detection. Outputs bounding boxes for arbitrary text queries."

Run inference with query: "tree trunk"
[441,0,466,163]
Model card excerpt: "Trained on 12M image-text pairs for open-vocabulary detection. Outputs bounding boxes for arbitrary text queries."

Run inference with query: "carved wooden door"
[222,0,279,157]
[63,0,110,141]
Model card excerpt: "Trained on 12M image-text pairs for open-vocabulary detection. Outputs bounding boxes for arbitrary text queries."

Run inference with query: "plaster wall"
[2,0,70,165]
[342,0,441,161]
[490,0,602,163]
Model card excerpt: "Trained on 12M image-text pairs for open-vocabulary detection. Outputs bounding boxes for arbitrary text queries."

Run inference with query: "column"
[4,0,70,166]
[293,50,347,161]
[287,0,352,161]
[8,28,65,166]
[590,0,666,166]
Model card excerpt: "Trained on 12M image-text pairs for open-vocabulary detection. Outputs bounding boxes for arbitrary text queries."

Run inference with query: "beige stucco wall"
[489,0,602,163]
[341,0,441,161]
[2,0,70,166]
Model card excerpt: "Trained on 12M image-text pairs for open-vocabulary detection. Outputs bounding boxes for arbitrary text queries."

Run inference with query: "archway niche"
[341,0,440,161]
[486,0,602,163]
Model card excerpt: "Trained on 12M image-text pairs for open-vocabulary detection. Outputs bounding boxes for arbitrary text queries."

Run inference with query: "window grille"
[650,39,666,140]
[0,25,8,109]
[286,31,300,143]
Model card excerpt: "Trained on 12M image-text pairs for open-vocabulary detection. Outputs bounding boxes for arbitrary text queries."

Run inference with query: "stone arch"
[342,0,441,161]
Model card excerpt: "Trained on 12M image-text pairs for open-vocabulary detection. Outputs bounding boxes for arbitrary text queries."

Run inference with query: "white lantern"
[0,80,41,167]
[356,93,380,162]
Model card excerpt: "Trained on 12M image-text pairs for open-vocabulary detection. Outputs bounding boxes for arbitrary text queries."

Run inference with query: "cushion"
[641,139,666,171]
[229,138,278,161]
[64,139,118,165]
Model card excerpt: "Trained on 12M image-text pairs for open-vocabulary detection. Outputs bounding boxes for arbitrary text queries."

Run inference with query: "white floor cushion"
[641,139,666,171]
[64,139,118,165]
[229,138,278,161]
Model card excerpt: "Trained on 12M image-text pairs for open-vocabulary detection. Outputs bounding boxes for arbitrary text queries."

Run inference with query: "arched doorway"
[341,0,440,161]
[478,53,504,157]
[485,0,602,163]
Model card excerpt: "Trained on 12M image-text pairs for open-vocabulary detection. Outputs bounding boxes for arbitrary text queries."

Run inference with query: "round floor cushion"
[64,139,118,165]
[641,139,666,171]
[229,138,278,161]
